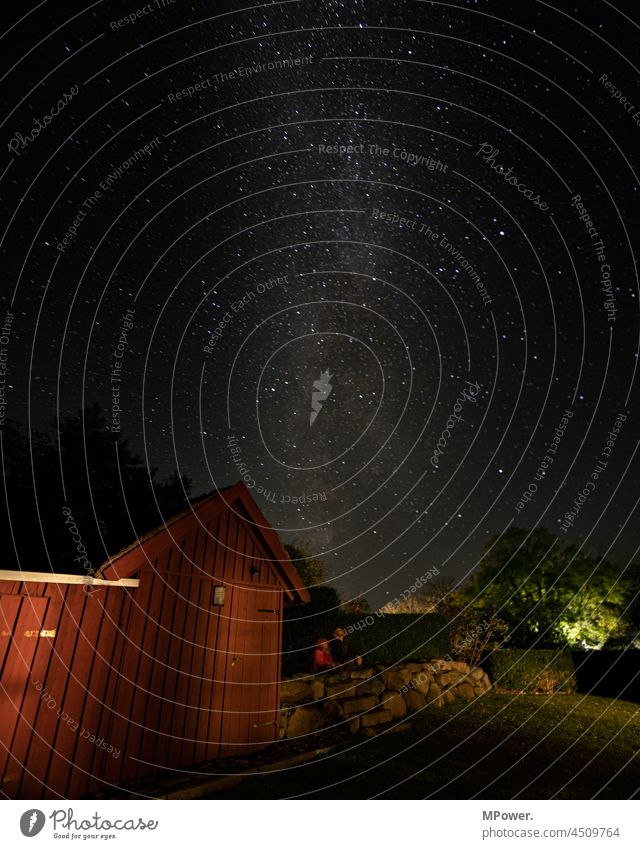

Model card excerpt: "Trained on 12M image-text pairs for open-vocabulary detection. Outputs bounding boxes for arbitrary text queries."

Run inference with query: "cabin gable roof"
[95,482,310,603]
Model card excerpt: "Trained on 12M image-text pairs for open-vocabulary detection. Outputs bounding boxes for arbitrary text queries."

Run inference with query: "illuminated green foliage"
[464,528,635,648]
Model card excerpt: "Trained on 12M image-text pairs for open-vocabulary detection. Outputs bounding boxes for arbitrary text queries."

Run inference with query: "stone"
[410,672,433,695]
[349,716,361,734]
[473,686,486,697]
[341,695,379,715]
[441,661,469,673]
[469,667,484,682]
[381,666,413,690]
[355,677,385,697]
[361,709,394,728]
[438,671,466,688]
[280,677,315,704]
[455,682,475,701]
[406,663,422,673]
[361,727,377,738]
[321,699,343,722]
[312,680,325,700]
[427,682,442,702]
[380,690,408,718]
[326,681,358,698]
[286,705,324,737]
[442,689,455,703]
[278,713,289,738]
[404,690,427,712]
[350,667,376,679]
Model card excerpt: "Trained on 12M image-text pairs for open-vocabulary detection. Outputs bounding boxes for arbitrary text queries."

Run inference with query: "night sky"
[1,0,639,607]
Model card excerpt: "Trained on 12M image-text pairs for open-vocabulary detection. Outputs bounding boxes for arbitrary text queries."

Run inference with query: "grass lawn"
[210,694,640,799]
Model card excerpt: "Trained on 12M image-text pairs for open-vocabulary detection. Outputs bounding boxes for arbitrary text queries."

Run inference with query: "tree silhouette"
[0,405,191,572]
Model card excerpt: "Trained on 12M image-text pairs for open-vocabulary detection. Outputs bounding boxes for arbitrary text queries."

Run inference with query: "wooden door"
[219,585,281,757]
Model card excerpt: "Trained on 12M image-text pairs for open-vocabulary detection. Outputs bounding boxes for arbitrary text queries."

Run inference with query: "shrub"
[343,612,451,666]
[487,649,577,694]
[282,608,451,673]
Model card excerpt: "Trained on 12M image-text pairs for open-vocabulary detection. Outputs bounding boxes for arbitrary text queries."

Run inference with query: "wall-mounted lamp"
[212,586,226,606]
[249,564,260,576]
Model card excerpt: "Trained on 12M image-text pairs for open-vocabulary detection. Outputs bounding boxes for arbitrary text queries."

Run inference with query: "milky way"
[1,0,639,606]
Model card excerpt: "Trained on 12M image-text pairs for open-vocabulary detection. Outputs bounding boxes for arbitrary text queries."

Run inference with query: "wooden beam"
[0,571,139,588]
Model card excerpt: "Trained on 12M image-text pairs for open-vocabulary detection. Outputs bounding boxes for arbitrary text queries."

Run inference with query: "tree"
[464,527,634,648]
[341,591,371,616]
[284,541,325,587]
[0,405,192,571]
[379,576,455,614]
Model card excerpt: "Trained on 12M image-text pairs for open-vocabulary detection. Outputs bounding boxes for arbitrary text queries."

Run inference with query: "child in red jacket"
[312,637,335,672]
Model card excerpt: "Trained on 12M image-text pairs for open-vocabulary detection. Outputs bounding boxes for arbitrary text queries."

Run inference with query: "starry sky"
[1,0,639,607]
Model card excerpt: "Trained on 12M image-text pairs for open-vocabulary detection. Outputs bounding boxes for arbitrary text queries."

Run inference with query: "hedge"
[487,649,577,694]
[283,610,451,673]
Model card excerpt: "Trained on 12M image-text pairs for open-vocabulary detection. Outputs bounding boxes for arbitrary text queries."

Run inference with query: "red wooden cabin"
[0,482,309,799]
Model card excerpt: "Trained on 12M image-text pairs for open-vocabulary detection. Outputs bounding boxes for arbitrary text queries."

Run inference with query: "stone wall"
[279,659,491,739]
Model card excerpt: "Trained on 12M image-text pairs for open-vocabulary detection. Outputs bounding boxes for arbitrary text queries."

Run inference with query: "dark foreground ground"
[206,694,640,800]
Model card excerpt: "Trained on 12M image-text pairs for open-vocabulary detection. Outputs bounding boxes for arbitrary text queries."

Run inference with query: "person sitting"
[331,626,363,668]
[311,637,336,672]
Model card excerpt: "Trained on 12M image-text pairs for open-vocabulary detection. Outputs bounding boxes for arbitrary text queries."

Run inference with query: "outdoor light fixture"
[249,564,260,575]
[212,585,226,606]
